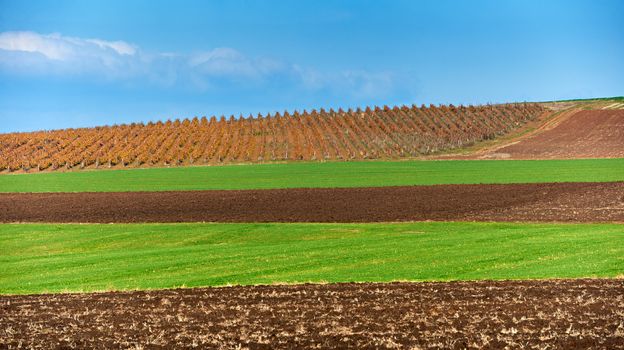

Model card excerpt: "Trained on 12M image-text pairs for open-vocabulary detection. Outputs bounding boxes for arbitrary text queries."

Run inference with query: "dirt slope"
[481,109,624,159]
[2,182,623,223]
[2,279,623,349]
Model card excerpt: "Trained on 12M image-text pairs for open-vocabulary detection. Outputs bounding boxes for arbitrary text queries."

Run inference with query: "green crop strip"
[1,222,622,294]
[0,158,622,192]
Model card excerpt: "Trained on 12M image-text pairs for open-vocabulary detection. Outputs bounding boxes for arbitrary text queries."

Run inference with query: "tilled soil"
[1,279,623,349]
[2,182,624,223]
[489,109,624,159]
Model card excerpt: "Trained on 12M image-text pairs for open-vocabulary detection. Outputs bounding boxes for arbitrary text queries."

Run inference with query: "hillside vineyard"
[0,103,544,172]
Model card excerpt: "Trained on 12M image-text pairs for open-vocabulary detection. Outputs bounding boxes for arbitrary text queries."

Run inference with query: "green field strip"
[1,158,623,193]
[1,222,622,294]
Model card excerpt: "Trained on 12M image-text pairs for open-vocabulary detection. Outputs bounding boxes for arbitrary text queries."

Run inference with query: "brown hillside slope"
[480,109,624,159]
[0,103,544,172]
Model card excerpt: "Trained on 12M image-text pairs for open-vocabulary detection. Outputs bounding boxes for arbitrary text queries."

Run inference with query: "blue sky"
[0,0,622,133]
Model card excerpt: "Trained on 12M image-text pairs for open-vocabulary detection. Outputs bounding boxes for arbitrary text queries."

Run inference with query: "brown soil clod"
[1,279,623,349]
[1,182,623,223]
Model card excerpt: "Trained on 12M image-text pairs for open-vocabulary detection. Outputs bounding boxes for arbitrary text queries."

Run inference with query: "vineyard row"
[0,103,545,172]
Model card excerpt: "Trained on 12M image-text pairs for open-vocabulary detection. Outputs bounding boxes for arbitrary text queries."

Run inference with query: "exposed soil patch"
[1,182,623,223]
[2,279,623,349]
[487,109,624,159]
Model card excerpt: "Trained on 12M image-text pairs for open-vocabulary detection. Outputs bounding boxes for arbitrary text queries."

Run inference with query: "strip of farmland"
[2,279,622,349]
[1,158,623,193]
[2,182,623,223]
[2,222,623,294]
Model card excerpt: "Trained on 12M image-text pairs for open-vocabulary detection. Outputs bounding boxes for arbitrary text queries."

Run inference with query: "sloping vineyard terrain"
[0,103,544,172]
[487,109,624,159]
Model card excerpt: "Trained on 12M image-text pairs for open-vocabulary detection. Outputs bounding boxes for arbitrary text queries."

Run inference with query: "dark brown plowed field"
[2,182,623,223]
[2,279,623,349]
[490,109,624,159]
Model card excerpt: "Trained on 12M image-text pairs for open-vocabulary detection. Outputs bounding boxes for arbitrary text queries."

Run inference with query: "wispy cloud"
[0,31,141,77]
[295,66,398,99]
[84,38,136,56]
[0,31,403,99]
[0,31,72,60]
[189,48,283,79]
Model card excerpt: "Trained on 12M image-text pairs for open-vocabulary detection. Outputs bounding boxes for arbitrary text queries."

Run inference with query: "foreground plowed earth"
[1,279,623,349]
[2,182,623,223]
[485,109,624,159]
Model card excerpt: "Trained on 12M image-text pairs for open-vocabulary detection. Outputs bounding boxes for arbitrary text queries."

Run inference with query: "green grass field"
[0,158,622,192]
[2,222,623,294]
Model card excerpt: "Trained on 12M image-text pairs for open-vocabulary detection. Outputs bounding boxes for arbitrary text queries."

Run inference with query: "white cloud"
[293,64,325,89]
[0,31,137,61]
[0,31,73,60]
[189,48,283,81]
[0,31,402,99]
[85,39,137,56]
[293,66,397,99]
[0,31,142,79]
[190,48,259,78]
[0,31,282,82]
[341,70,395,98]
